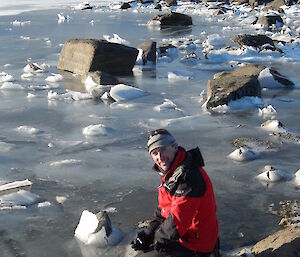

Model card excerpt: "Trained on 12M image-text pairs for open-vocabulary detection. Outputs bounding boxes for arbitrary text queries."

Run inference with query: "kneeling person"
[131,129,219,257]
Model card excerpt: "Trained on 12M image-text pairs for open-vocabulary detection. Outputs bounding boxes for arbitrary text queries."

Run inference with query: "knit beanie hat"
[147,129,176,154]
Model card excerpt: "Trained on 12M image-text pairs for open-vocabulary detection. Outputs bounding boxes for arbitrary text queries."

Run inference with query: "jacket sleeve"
[154,196,200,244]
[145,206,165,236]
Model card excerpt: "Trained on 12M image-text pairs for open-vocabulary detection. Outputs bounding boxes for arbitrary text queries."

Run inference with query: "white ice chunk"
[15,125,41,134]
[56,196,67,204]
[82,124,111,136]
[75,210,123,247]
[48,90,93,101]
[75,210,103,245]
[261,119,286,133]
[103,33,130,45]
[168,70,193,81]
[258,104,277,116]
[85,76,111,97]
[256,165,295,183]
[0,179,32,193]
[228,96,264,112]
[0,73,14,82]
[0,82,24,90]
[21,72,33,80]
[11,20,31,26]
[29,84,59,91]
[45,73,63,82]
[295,169,300,186]
[258,68,287,88]
[23,63,44,73]
[73,2,93,10]
[154,99,183,113]
[0,190,41,208]
[147,20,161,27]
[227,147,258,161]
[49,159,82,167]
[27,93,36,98]
[109,84,147,102]
[37,201,51,208]
[57,13,70,23]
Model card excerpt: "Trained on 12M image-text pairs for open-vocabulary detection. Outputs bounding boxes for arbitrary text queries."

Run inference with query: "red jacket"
[147,147,218,253]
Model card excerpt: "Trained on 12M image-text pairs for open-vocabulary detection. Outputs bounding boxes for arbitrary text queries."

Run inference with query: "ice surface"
[0,1,300,256]
[0,189,42,209]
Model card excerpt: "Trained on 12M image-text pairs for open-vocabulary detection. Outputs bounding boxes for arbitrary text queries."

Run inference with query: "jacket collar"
[152,146,205,178]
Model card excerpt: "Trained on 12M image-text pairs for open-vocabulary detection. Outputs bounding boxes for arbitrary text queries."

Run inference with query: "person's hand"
[131,231,153,251]
[154,241,167,252]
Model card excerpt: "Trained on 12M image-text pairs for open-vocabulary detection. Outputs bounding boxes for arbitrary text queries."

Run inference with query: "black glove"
[154,241,167,252]
[131,230,153,251]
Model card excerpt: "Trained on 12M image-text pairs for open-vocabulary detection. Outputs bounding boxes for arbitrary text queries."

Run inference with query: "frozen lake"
[0,1,299,256]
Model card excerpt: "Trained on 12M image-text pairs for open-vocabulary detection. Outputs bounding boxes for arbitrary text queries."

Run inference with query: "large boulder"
[257,15,284,30]
[151,12,192,26]
[57,39,139,75]
[206,64,264,108]
[137,40,157,65]
[251,226,300,257]
[231,34,275,48]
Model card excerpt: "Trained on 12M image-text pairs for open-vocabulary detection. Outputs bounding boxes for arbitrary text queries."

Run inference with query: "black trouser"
[136,244,213,257]
[136,238,220,257]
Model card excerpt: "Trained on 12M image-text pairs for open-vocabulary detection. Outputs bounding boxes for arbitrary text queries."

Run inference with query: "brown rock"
[152,12,192,26]
[206,64,264,108]
[257,15,284,30]
[231,34,275,48]
[137,40,157,64]
[252,226,300,257]
[57,39,138,75]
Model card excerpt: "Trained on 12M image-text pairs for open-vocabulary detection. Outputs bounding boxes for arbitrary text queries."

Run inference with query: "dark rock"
[137,40,157,65]
[257,15,284,30]
[166,0,177,6]
[231,34,275,48]
[252,226,300,257]
[154,3,162,9]
[80,3,93,10]
[155,3,162,9]
[57,39,139,75]
[268,68,294,87]
[120,2,131,9]
[151,12,193,26]
[206,64,264,108]
[157,44,177,55]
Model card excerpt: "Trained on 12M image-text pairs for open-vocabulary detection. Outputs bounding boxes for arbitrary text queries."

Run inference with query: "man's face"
[150,144,178,171]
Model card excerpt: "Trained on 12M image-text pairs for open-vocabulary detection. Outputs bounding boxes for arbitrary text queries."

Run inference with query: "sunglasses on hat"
[148,129,171,140]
